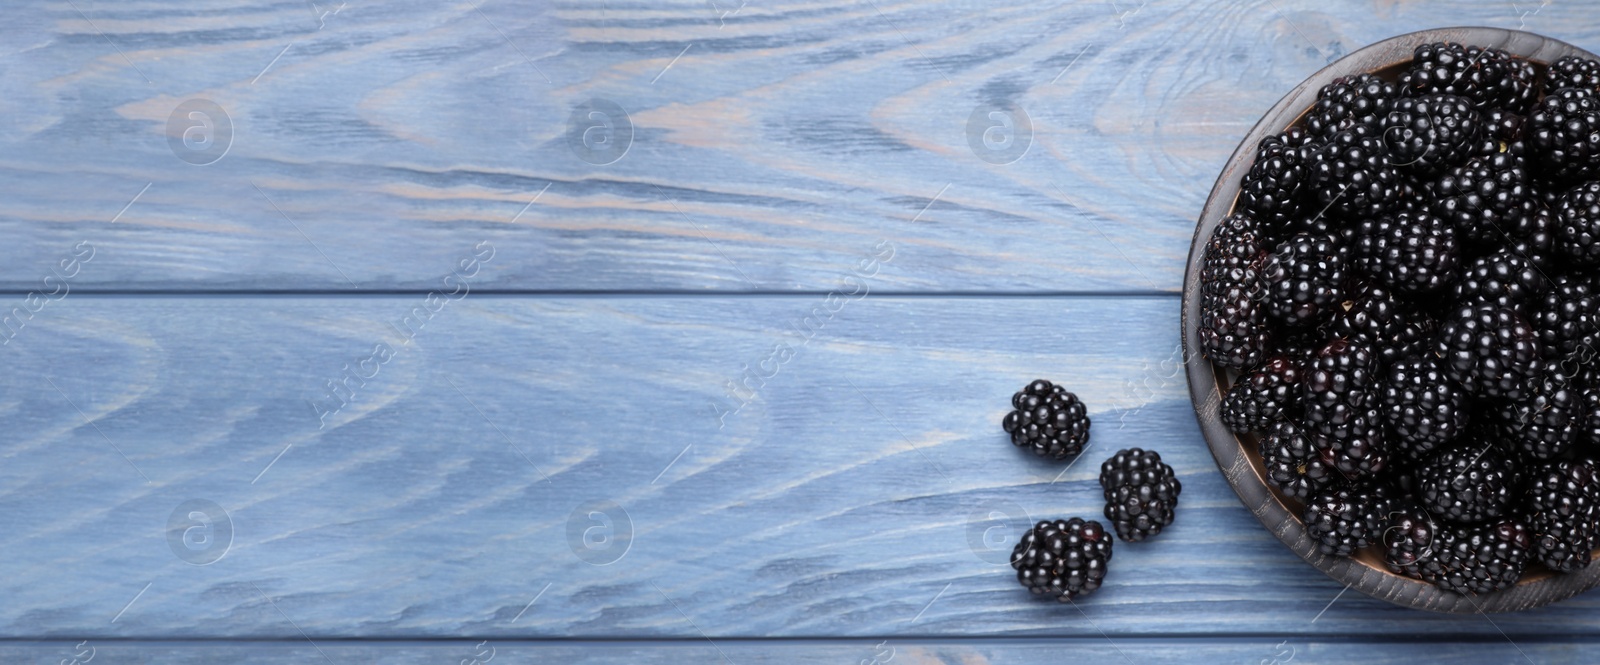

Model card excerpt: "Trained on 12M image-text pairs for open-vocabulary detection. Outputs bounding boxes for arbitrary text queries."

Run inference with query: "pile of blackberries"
[1199,43,1600,595]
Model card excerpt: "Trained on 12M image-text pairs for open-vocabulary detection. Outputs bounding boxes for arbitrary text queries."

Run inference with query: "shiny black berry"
[1259,419,1337,502]
[1003,380,1090,460]
[1099,448,1181,543]
[1011,518,1113,602]
[1220,357,1302,433]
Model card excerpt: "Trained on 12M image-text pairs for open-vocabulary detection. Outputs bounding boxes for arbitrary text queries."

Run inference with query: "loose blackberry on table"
[1098,448,1182,542]
[1010,518,1113,602]
[1003,379,1090,460]
[1199,40,1600,596]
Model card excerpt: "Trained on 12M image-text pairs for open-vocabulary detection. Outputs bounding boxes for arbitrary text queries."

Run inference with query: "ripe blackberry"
[1352,212,1459,295]
[1309,126,1404,219]
[1099,448,1181,542]
[1436,302,1542,399]
[1003,380,1090,460]
[1397,43,1521,109]
[1450,249,1548,313]
[1198,214,1272,369]
[1383,503,1444,582]
[1431,149,1536,249]
[1580,383,1600,446]
[1239,128,1319,233]
[1498,54,1540,114]
[1547,55,1600,94]
[1259,419,1337,501]
[1219,357,1301,433]
[1010,518,1113,602]
[1417,444,1517,524]
[1522,459,1600,573]
[1499,360,1584,460]
[1303,482,1394,557]
[1380,355,1469,460]
[1261,232,1348,327]
[1325,282,1435,366]
[1302,339,1376,438]
[1527,88,1600,184]
[1429,519,1531,595]
[1503,205,1557,270]
[1305,74,1398,141]
[1381,94,1482,173]
[1533,273,1599,360]
[1312,411,1389,479]
[1555,181,1600,267]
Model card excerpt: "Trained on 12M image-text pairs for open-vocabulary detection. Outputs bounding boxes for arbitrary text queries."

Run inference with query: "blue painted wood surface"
[5,0,1600,663]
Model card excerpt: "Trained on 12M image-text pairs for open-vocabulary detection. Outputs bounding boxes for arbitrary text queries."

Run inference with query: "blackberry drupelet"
[1380,355,1469,460]
[1198,213,1272,369]
[1219,357,1302,433]
[1003,380,1091,460]
[1417,444,1518,524]
[1533,273,1599,360]
[1099,448,1182,542]
[1303,482,1395,557]
[1381,94,1482,173]
[1309,126,1405,219]
[1261,232,1349,327]
[1522,459,1600,573]
[1429,519,1531,595]
[1383,503,1444,582]
[1396,43,1520,109]
[1547,55,1600,94]
[1528,88,1600,184]
[1302,339,1376,438]
[1431,149,1535,249]
[1239,128,1320,233]
[1499,360,1584,460]
[1352,212,1459,295]
[1259,419,1337,501]
[1436,302,1542,399]
[1325,282,1435,366]
[1450,249,1549,312]
[1305,74,1397,141]
[1555,181,1600,267]
[1011,518,1114,602]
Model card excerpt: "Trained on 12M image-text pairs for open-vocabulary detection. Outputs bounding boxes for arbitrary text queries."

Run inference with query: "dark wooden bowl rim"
[1182,26,1600,614]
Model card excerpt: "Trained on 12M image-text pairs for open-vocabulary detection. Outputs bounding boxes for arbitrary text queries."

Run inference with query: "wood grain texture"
[1,1,1598,293]
[6,294,1600,641]
[2,638,1594,664]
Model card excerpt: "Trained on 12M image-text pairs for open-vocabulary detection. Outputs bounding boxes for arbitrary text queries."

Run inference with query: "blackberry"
[1010,518,1113,602]
[1312,411,1389,479]
[1436,302,1542,399]
[1547,55,1600,94]
[1429,519,1531,595]
[1305,74,1398,141]
[1417,443,1517,524]
[1497,54,1540,114]
[1261,232,1348,327]
[1431,149,1536,249]
[1003,380,1091,460]
[1522,459,1600,573]
[1219,357,1301,433]
[1198,213,1272,369]
[1527,88,1600,184]
[1303,482,1394,557]
[1239,128,1319,233]
[1325,282,1435,366]
[1450,249,1548,313]
[1555,181,1600,267]
[1383,503,1444,582]
[1302,339,1376,438]
[1580,382,1600,446]
[1380,355,1469,460]
[1309,126,1404,219]
[1397,43,1519,109]
[1098,448,1181,542]
[1352,212,1459,295]
[1499,360,1583,460]
[1503,205,1557,270]
[1381,94,1482,173]
[1259,419,1337,501]
[1533,273,1599,360]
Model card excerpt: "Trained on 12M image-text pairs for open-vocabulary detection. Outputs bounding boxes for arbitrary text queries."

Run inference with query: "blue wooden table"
[5,1,1598,662]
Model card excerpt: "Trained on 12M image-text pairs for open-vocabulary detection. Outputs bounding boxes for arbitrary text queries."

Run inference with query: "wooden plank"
[6,293,1600,639]
[6,1,1600,292]
[1,638,1591,665]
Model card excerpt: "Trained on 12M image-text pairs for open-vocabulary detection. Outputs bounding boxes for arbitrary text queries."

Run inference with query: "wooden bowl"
[1181,27,1600,613]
